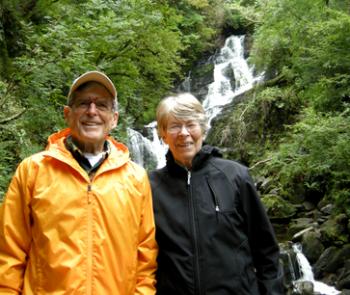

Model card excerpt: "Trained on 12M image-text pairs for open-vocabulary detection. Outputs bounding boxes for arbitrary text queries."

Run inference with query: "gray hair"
[156,92,208,138]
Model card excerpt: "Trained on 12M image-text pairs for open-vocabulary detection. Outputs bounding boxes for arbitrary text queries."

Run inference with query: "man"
[0,71,158,294]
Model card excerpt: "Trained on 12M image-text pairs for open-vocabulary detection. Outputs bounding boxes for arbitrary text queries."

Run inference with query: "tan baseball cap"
[67,70,117,105]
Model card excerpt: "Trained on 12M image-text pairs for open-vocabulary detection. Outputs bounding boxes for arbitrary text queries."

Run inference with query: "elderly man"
[0,71,158,294]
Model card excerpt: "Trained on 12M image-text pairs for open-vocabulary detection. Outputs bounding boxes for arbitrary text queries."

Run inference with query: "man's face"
[64,83,118,153]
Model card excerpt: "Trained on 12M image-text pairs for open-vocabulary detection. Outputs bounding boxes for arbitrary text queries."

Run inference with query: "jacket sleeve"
[238,168,284,295]
[0,159,33,294]
[134,173,158,295]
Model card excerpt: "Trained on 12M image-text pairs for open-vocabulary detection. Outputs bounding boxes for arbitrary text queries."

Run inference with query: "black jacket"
[149,145,284,295]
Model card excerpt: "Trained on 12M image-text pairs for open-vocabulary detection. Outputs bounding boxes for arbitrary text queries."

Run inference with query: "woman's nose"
[178,125,190,135]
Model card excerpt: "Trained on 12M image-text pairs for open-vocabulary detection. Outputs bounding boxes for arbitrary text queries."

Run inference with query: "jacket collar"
[45,128,130,171]
[166,144,222,174]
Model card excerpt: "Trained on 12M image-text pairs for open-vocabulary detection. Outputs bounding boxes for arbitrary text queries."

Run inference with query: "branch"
[0,109,26,124]
[0,80,16,108]
[249,157,273,170]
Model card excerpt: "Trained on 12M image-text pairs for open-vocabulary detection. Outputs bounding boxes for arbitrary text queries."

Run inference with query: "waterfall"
[293,244,340,295]
[127,35,259,169]
[203,35,262,126]
[127,124,167,169]
[281,243,340,295]
[144,121,167,168]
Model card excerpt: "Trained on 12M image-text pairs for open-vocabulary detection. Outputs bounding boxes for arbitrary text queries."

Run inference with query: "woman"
[149,93,284,295]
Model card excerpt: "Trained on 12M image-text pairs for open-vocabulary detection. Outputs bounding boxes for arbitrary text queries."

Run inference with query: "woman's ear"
[162,135,168,145]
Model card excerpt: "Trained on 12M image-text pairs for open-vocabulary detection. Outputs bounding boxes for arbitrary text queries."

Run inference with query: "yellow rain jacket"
[0,128,158,294]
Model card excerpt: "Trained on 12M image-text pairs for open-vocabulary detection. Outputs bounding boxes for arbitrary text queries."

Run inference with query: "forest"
[1,0,350,291]
[1,0,349,213]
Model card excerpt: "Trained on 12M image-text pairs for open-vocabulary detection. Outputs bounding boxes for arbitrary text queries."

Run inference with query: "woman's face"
[162,115,204,168]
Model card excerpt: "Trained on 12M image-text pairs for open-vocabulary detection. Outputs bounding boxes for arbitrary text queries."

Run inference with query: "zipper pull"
[215,205,220,212]
[187,171,191,185]
[87,184,92,203]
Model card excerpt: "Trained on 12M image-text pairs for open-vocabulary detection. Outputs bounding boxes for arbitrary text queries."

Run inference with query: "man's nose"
[86,102,98,113]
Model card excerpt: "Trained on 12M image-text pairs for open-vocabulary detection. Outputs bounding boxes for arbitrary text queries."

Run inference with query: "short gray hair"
[156,92,208,138]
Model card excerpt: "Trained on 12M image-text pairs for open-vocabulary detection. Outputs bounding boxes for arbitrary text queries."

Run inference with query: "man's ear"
[63,106,71,123]
[111,111,119,129]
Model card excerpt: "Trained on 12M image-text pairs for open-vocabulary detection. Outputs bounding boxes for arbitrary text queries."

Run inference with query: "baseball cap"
[67,70,117,105]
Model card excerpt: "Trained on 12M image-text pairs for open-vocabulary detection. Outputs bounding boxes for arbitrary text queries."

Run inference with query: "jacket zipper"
[207,179,220,221]
[187,171,202,295]
[87,184,93,295]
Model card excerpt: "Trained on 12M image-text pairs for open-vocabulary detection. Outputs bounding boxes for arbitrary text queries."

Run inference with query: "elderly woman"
[149,93,284,295]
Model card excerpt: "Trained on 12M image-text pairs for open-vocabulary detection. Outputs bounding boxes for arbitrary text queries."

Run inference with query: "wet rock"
[293,280,314,295]
[301,230,324,264]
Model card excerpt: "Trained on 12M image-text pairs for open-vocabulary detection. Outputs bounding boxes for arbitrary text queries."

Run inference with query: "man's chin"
[80,132,105,142]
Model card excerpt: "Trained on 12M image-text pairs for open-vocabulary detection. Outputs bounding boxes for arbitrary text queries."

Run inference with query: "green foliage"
[225,0,350,217]
[0,0,230,201]
[207,86,302,165]
[294,11,350,113]
[223,1,260,31]
[252,0,350,113]
[261,109,350,214]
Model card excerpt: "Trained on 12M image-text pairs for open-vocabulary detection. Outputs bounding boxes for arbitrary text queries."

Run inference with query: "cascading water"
[281,243,340,295]
[127,125,167,169]
[203,35,262,126]
[127,35,259,169]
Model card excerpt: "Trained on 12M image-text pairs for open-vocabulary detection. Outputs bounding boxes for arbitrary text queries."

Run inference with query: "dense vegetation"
[1,0,349,224]
[208,0,350,218]
[0,0,229,198]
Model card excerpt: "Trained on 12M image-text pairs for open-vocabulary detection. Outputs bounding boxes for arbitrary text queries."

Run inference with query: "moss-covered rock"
[261,194,297,220]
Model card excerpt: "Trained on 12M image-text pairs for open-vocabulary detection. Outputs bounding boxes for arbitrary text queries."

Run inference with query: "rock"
[337,260,350,290]
[319,204,334,215]
[303,201,316,211]
[292,227,315,242]
[320,214,348,245]
[261,194,297,220]
[301,230,324,264]
[288,218,316,237]
[293,280,314,295]
[313,246,338,278]
[326,244,350,273]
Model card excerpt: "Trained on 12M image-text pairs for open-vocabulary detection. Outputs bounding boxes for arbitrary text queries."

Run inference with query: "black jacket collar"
[165,144,222,175]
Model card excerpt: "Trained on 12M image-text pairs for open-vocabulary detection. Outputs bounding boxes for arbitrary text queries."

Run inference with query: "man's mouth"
[83,122,100,126]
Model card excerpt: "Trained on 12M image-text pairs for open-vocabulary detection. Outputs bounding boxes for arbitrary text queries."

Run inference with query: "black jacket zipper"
[187,170,202,295]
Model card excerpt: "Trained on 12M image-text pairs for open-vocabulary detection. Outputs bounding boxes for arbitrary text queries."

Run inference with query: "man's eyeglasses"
[71,99,113,112]
[167,121,200,134]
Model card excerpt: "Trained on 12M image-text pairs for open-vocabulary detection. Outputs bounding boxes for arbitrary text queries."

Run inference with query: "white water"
[293,244,340,295]
[128,35,260,168]
[127,124,167,169]
[145,121,167,168]
[203,35,261,125]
